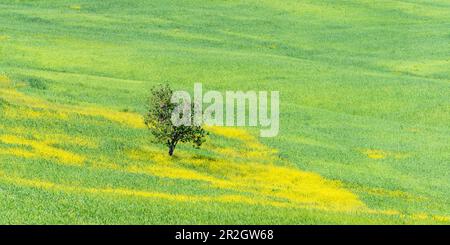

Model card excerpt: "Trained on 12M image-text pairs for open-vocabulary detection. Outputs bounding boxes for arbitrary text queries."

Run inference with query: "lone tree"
[144,84,207,156]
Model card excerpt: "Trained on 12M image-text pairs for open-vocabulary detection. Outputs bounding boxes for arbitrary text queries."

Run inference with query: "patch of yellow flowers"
[0,78,448,222]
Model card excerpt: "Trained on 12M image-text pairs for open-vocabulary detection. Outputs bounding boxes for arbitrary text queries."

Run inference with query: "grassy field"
[0,0,449,224]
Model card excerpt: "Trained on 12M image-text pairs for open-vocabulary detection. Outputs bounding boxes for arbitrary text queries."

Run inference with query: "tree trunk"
[168,145,175,156]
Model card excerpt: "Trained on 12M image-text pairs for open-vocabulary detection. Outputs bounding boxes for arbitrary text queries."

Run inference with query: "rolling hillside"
[0,0,449,224]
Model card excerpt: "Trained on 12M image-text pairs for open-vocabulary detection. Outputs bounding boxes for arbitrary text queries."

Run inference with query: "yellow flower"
[363,149,386,159]
[69,5,81,10]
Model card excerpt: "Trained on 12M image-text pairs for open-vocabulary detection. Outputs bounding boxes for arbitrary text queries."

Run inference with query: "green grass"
[0,0,449,224]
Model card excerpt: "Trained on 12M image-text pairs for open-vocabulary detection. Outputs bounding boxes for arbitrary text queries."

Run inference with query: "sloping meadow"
[0,0,449,224]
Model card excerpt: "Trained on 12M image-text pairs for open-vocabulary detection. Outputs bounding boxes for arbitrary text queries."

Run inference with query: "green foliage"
[0,98,9,108]
[0,0,449,224]
[25,77,48,90]
[144,84,207,156]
